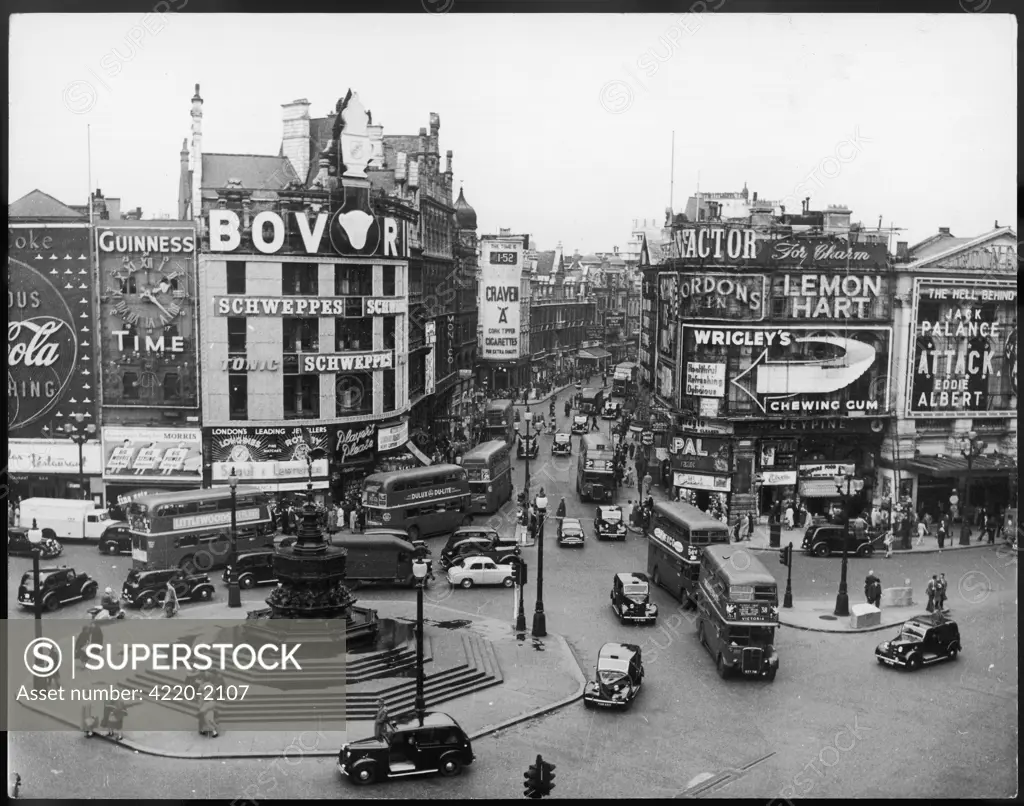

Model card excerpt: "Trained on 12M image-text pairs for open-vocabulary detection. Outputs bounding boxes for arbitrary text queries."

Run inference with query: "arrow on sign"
[732,336,876,413]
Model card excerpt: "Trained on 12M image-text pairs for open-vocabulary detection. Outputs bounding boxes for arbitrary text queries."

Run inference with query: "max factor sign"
[207,209,404,258]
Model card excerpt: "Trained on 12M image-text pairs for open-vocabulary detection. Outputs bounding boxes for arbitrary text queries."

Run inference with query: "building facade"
[528,243,598,381]
[477,230,532,392]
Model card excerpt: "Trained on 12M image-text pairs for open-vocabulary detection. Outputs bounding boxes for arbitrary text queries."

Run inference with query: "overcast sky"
[9,13,1017,252]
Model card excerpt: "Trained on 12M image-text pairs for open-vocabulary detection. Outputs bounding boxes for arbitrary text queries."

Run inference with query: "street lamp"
[27,519,44,688]
[522,410,533,508]
[532,489,548,638]
[227,468,241,608]
[412,558,429,724]
[832,471,863,617]
[959,430,987,546]
[63,413,97,500]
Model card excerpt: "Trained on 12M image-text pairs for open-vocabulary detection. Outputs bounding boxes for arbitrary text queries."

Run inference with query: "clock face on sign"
[229,445,252,463]
[107,255,188,333]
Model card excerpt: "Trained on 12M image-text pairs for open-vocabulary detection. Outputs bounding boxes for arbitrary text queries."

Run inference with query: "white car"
[446,556,515,589]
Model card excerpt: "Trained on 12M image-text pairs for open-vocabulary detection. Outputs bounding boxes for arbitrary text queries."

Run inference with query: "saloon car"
[552,433,572,456]
[446,557,515,589]
[18,566,98,612]
[583,642,645,709]
[440,527,520,570]
[557,517,586,548]
[875,614,962,670]
[571,415,590,435]
[223,550,277,589]
[97,523,133,555]
[610,572,658,624]
[802,524,876,557]
[122,568,216,608]
[339,711,475,785]
[594,505,627,540]
[8,528,63,559]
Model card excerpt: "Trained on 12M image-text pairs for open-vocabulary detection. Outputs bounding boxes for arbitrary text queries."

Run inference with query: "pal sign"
[208,209,403,258]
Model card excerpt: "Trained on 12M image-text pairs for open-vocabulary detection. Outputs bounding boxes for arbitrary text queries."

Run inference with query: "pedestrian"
[642,472,653,498]
[925,574,938,613]
[937,573,948,612]
[103,702,128,740]
[357,504,366,532]
[82,704,99,737]
[9,772,21,800]
[915,519,927,547]
[784,504,794,530]
[373,698,389,738]
[660,457,671,490]
[198,698,219,738]
[349,506,358,533]
[590,414,598,432]
[556,496,566,521]
[625,466,636,488]
[163,580,179,618]
[884,530,894,559]
[628,442,636,460]
[564,400,571,418]
[986,513,998,545]
[936,519,946,551]
[864,570,882,608]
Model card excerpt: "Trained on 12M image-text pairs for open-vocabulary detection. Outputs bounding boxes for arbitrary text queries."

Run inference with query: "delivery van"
[17,498,128,542]
[331,530,433,588]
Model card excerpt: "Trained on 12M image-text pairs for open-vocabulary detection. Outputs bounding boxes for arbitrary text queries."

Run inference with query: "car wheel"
[858,544,874,557]
[948,645,959,661]
[139,594,158,610]
[81,583,97,600]
[460,578,474,589]
[43,595,61,613]
[439,755,463,777]
[239,575,255,590]
[877,656,885,665]
[42,528,57,541]
[407,526,420,542]
[156,591,168,605]
[101,541,117,555]
[814,543,831,557]
[197,587,213,601]
[502,576,514,588]
[907,655,922,671]
[717,654,729,679]
[351,761,377,785]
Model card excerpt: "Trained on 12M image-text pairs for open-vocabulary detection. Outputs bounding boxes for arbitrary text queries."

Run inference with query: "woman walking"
[164,579,179,618]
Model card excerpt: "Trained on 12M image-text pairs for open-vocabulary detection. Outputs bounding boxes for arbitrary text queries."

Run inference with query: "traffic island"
[779,599,911,633]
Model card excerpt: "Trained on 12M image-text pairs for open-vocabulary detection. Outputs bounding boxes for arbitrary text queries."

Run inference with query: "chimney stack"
[281,98,312,185]
[897,241,909,261]
[938,227,950,235]
[190,84,204,233]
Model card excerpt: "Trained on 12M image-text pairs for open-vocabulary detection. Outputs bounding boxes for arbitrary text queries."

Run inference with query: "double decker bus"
[462,440,513,514]
[611,362,638,397]
[696,543,780,680]
[484,399,516,447]
[579,387,604,415]
[577,433,616,502]
[127,487,275,571]
[362,464,472,541]
[646,500,730,604]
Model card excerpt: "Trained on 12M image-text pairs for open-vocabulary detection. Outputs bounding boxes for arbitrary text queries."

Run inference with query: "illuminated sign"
[776,274,886,319]
[98,231,195,253]
[674,273,767,321]
[669,228,758,261]
[365,297,406,316]
[301,352,393,373]
[480,238,524,360]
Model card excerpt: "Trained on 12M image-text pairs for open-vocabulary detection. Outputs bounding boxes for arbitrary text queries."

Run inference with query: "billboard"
[96,224,199,408]
[479,238,524,360]
[672,272,767,321]
[102,427,203,482]
[906,278,1017,418]
[666,228,889,270]
[8,224,98,437]
[682,325,892,417]
[206,426,330,481]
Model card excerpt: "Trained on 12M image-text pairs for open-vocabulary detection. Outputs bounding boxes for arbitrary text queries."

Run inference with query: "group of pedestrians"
[863,570,949,614]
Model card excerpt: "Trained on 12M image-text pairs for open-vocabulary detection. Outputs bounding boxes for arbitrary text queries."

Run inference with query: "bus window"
[175,535,199,549]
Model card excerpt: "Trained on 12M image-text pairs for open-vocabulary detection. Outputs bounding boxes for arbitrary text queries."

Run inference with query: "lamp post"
[27,519,44,688]
[412,558,429,724]
[63,413,97,500]
[532,490,548,638]
[227,468,241,608]
[832,471,863,617]
[522,409,533,508]
[959,430,986,546]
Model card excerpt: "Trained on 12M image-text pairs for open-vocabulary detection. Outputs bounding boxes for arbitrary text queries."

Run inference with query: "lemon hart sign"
[8,224,98,437]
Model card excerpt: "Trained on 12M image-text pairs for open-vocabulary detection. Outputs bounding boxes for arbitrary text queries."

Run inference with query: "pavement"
[15,599,587,759]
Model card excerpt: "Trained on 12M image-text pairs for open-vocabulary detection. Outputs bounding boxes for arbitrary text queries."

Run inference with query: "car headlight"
[896,646,904,654]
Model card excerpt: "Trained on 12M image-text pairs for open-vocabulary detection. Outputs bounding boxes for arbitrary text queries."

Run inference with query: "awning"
[798,479,843,499]
[902,455,1016,477]
[578,347,612,360]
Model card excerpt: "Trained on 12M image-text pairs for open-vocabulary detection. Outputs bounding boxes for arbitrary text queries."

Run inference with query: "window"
[334,265,372,296]
[227,318,247,355]
[383,316,396,350]
[283,374,320,419]
[283,263,318,296]
[382,266,396,296]
[336,371,373,416]
[383,369,396,411]
[229,374,248,420]
[283,318,319,352]
[162,373,181,401]
[226,263,246,295]
[123,372,140,400]
[335,317,372,351]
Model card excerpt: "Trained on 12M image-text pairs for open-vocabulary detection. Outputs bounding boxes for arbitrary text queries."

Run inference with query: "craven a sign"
[479,238,524,361]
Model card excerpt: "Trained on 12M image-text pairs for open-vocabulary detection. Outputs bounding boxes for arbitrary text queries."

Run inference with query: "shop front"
[668,433,732,521]
[796,462,862,520]
[9,440,104,506]
[374,420,432,474]
[102,427,205,506]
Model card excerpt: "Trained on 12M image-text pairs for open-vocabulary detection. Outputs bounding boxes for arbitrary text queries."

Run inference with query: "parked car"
[801,524,875,557]
[610,572,658,624]
[594,505,627,540]
[122,568,216,608]
[97,523,133,555]
[602,400,622,420]
[875,614,962,670]
[583,642,645,709]
[8,527,63,559]
[223,550,277,589]
[517,433,539,459]
[446,556,515,589]
[571,415,589,435]
[18,566,98,612]
[552,432,572,456]
[440,527,520,571]
[338,711,475,785]
[557,517,586,548]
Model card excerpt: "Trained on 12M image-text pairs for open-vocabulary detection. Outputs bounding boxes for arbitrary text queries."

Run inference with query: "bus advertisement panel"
[363,465,472,541]
[461,441,513,514]
[646,500,729,603]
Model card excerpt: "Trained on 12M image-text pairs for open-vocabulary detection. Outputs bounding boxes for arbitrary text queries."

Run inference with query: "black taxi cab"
[610,572,658,624]
[552,432,572,456]
[571,415,589,435]
[875,613,962,670]
[583,642,644,709]
[339,711,475,785]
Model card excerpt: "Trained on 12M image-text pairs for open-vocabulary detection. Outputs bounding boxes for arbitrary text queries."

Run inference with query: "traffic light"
[537,757,556,796]
[518,559,528,586]
[523,760,541,798]
[779,544,792,567]
[510,559,519,585]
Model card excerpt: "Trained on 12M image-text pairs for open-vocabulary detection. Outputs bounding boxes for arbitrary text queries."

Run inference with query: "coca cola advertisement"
[8,225,97,437]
